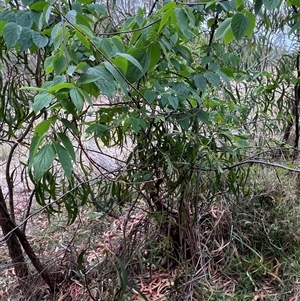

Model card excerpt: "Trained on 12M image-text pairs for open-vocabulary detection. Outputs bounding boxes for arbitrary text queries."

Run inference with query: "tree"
[1,0,300,299]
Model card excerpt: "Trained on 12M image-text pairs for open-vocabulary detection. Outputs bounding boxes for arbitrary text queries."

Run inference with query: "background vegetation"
[1,0,300,300]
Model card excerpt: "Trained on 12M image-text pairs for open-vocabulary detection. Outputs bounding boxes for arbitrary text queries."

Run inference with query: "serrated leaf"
[58,132,76,161]
[33,92,53,113]
[32,31,49,48]
[18,27,33,52]
[3,22,22,49]
[193,74,207,92]
[231,13,250,40]
[215,18,232,40]
[33,144,56,181]
[263,0,281,10]
[70,88,84,111]
[54,143,72,180]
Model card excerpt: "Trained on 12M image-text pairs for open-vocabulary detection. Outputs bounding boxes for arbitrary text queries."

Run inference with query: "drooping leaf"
[57,133,76,161]
[148,43,161,71]
[54,143,73,180]
[3,22,22,49]
[70,88,84,111]
[116,52,144,73]
[231,13,250,41]
[33,144,56,181]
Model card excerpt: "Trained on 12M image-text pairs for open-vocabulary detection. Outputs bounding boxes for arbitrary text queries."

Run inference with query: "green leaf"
[33,92,54,113]
[66,10,77,23]
[204,71,220,88]
[61,118,79,134]
[70,88,84,111]
[158,5,175,33]
[76,31,90,49]
[16,11,32,27]
[44,56,54,74]
[254,0,263,14]
[33,145,56,181]
[193,74,207,92]
[245,12,255,36]
[54,143,72,180]
[30,1,49,11]
[99,38,115,57]
[53,54,67,74]
[32,32,49,48]
[18,27,33,52]
[104,61,128,93]
[144,90,156,103]
[289,20,300,35]
[22,0,34,5]
[196,109,209,123]
[168,95,179,110]
[81,66,115,97]
[47,83,74,92]
[34,117,55,137]
[224,27,234,44]
[231,13,250,40]
[57,133,76,161]
[263,0,281,10]
[3,22,22,49]
[86,124,110,136]
[215,18,232,40]
[148,43,161,71]
[116,52,144,73]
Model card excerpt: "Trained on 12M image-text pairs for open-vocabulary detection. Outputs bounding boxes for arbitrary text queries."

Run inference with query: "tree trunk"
[0,187,29,284]
[0,187,57,292]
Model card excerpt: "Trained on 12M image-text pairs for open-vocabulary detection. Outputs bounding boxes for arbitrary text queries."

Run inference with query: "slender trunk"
[0,187,29,284]
[0,187,57,291]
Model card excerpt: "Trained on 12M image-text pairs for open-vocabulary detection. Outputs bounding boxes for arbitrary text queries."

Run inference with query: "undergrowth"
[1,165,300,300]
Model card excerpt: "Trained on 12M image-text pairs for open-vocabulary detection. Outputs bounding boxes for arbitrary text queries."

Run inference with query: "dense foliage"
[1,0,300,299]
